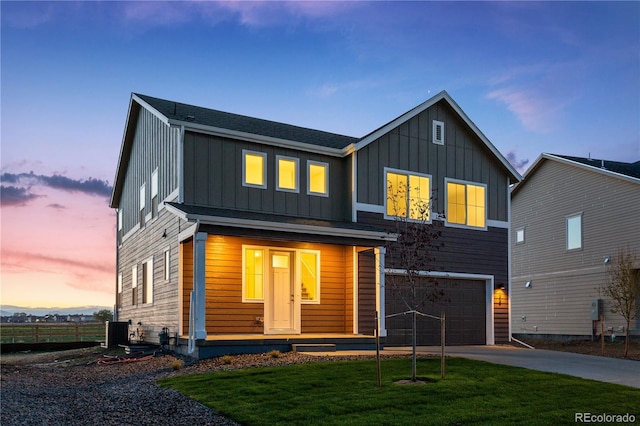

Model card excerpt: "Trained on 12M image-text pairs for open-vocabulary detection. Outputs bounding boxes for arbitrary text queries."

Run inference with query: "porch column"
[193,232,207,339]
[375,246,386,337]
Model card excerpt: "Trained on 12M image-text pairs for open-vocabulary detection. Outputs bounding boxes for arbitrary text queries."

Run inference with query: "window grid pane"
[245,249,264,299]
[300,252,318,301]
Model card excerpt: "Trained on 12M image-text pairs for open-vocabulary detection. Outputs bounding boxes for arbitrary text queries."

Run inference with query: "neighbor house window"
[385,169,431,221]
[151,168,159,218]
[243,248,264,301]
[243,150,267,188]
[307,161,328,196]
[300,250,320,303]
[446,179,486,229]
[132,265,138,305]
[142,259,153,304]
[515,227,525,244]
[277,156,299,192]
[433,120,445,145]
[139,184,146,228]
[566,213,582,250]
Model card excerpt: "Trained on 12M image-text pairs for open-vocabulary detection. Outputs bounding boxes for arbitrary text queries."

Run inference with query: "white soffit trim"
[165,204,396,241]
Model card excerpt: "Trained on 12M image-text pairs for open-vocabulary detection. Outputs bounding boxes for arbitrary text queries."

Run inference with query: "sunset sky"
[1,1,639,311]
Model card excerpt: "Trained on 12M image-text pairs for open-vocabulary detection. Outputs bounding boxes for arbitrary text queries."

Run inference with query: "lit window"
[132,265,138,305]
[386,170,431,220]
[300,251,320,303]
[142,259,153,304]
[567,214,582,250]
[308,161,328,196]
[243,150,267,188]
[446,180,486,229]
[277,156,299,192]
[515,228,525,244]
[244,248,264,301]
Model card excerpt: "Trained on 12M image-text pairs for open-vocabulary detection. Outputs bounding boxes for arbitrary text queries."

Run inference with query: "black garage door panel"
[385,278,486,346]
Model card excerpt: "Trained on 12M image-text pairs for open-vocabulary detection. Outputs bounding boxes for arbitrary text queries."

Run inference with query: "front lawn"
[158,357,639,425]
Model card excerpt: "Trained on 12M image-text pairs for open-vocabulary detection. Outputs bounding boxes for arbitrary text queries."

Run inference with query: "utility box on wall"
[590,299,603,320]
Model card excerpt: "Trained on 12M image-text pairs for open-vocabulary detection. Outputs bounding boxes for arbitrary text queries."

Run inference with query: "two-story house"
[511,154,640,341]
[110,91,520,358]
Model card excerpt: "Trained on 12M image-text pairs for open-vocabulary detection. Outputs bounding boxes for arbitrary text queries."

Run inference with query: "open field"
[0,323,105,344]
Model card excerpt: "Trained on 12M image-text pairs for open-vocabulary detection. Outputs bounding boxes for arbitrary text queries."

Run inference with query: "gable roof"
[111,91,521,207]
[135,93,359,150]
[511,153,640,197]
[355,90,521,182]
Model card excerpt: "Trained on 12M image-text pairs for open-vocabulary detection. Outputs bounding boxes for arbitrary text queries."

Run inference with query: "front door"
[266,251,297,334]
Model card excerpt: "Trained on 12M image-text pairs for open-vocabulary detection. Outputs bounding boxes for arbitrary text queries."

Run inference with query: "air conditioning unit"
[104,321,129,348]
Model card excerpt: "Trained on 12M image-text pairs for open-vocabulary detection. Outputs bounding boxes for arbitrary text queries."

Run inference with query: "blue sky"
[1,1,639,309]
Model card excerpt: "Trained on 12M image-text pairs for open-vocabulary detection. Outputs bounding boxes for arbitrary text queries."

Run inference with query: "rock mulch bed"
[0,347,392,426]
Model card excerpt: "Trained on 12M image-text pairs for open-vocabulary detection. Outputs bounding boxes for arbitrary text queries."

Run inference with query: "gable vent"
[433,120,445,145]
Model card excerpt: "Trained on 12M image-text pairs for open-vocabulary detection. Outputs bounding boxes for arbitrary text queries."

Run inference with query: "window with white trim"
[243,248,265,301]
[117,273,123,308]
[307,161,328,196]
[433,120,445,145]
[300,250,320,303]
[446,179,486,229]
[151,168,159,218]
[117,209,123,244]
[566,213,582,250]
[132,265,138,305]
[276,156,299,192]
[142,259,153,304]
[385,169,431,221]
[164,249,170,281]
[515,227,525,244]
[243,150,267,188]
[139,184,146,228]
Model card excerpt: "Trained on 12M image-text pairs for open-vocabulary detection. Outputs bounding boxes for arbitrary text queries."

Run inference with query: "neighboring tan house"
[110,91,520,358]
[511,154,640,341]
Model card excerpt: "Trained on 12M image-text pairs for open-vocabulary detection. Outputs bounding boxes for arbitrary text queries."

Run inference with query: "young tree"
[601,247,639,358]
[93,309,114,324]
[385,179,444,381]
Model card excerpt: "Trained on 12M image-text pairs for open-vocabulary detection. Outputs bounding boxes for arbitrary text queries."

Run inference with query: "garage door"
[385,278,486,346]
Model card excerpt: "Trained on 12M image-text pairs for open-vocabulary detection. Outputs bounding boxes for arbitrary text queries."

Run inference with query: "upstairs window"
[566,213,582,250]
[151,168,159,218]
[243,150,267,188]
[385,169,431,221]
[117,273,123,308]
[308,161,328,196]
[446,179,486,229]
[139,184,146,228]
[277,156,299,192]
[515,227,525,244]
[433,120,445,145]
[117,209,123,244]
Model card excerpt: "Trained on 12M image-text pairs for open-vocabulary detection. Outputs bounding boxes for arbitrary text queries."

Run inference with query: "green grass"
[158,357,640,425]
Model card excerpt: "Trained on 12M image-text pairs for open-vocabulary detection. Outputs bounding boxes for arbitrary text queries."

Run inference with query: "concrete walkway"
[310,345,640,389]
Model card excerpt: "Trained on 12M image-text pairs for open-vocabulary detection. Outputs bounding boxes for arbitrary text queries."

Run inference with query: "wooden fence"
[0,323,105,344]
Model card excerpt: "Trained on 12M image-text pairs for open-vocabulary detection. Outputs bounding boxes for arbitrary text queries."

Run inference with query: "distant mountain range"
[0,305,112,317]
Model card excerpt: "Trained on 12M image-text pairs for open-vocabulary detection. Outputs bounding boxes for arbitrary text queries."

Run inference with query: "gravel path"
[1,347,386,426]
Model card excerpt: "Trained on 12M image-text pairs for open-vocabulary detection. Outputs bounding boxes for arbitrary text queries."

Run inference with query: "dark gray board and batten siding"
[182,131,352,222]
[117,107,179,235]
[356,101,510,222]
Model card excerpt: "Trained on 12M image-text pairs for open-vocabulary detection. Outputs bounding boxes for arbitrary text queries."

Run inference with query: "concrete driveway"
[381,345,640,389]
